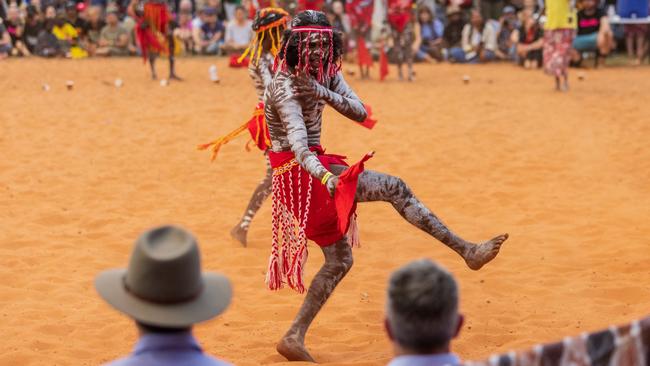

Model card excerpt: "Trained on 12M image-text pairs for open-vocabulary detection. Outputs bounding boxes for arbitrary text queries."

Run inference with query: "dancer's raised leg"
[330,165,507,270]
[277,239,353,362]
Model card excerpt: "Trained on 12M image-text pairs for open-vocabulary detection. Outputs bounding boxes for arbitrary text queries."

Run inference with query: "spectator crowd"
[0,0,647,67]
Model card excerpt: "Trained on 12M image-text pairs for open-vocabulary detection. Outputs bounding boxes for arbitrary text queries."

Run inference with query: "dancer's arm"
[258,56,274,89]
[292,73,367,122]
[274,80,332,184]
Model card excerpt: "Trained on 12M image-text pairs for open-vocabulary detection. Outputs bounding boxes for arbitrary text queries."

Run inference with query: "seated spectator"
[96,7,131,56]
[198,7,224,55]
[416,5,444,62]
[572,0,614,64]
[495,5,518,61]
[515,11,543,68]
[443,6,466,62]
[458,10,498,63]
[36,20,64,57]
[385,259,463,366]
[23,5,43,54]
[44,5,57,20]
[5,5,31,56]
[174,0,196,54]
[85,6,105,55]
[65,1,89,40]
[222,6,252,54]
[95,225,233,366]
[0,19,13,59]
[52,11,88,58]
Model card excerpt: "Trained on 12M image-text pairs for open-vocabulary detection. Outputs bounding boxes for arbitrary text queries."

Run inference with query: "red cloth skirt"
[265,146,371,292]
[136,3,170,61]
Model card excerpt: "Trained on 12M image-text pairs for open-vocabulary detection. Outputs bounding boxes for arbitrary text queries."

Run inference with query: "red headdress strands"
[238,7,289,65]
[279,25,340,83]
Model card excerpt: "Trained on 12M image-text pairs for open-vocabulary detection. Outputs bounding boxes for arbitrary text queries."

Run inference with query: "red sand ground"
[1,58,649,365]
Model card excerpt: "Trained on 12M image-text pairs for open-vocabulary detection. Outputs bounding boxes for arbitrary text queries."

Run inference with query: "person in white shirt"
[461,9,498,63]
[223,5,252,54]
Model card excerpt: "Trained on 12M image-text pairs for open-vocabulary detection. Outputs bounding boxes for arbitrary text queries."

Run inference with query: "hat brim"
[95,269,232,328]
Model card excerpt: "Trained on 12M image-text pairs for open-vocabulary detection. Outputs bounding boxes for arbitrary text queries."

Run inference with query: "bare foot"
[169,74,183,81]
[277,335,315,362]
[230,225,248,247]
[464,233,508,270]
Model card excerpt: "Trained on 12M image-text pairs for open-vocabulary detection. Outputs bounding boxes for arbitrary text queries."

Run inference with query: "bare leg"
[168,33,182,81]
[337,167,507,270]
[148,53,157,80]
[231,154,273,246]
[277,239,353,362]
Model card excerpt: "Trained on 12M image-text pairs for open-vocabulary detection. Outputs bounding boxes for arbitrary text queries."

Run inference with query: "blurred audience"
[0,18,12,58]
[0,0,643,69]
[198,6,224,55]
[385,259,463,366]
[96,6,131,56]
[443,6,465,62]
[222,5,251,54]
[460,10,497,63]
[495,5,517,61]
[572,0,614,65]
[85,5,105,55]
[5,4,31,56]
[515,9,543,68]
[416,5,444,62]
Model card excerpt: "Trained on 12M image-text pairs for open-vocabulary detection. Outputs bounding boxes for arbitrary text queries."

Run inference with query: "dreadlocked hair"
[277,10,344,82]
[239,7,289,65]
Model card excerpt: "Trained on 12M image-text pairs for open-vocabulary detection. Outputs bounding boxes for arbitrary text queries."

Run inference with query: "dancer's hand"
[292,73,326,100]
[325,175,339,197]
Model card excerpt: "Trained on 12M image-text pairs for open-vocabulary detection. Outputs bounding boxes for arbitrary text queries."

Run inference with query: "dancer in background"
[387,0,416,80]
[346,0,374,78]
[199,8,289,246]
[128,0,182,81]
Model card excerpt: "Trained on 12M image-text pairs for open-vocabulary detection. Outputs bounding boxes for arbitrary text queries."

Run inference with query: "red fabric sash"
[357,36,373,67]
[388,12,411,34]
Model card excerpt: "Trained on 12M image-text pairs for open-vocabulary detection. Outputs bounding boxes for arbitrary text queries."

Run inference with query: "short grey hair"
[386,259,459,353]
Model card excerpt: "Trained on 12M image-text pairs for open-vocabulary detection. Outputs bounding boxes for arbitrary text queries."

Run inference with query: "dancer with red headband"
[387,0,416,81]
[128,0,181,81]
[198,8,289,246]
[265,10,508,362]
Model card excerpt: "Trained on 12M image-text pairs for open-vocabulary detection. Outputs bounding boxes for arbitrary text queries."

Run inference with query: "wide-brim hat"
[95,225,232,328]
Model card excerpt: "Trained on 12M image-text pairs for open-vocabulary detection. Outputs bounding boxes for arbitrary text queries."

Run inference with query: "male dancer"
[265,10,508,362]
[199,8,289,246]
[387,0,415,81]
[128,0,181,80]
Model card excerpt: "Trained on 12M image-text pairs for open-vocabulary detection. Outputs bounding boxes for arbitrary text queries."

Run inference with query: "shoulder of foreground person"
[103,354,232,366]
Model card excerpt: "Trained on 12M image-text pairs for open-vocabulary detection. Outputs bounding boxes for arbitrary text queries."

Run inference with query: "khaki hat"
[95,225,232,328]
